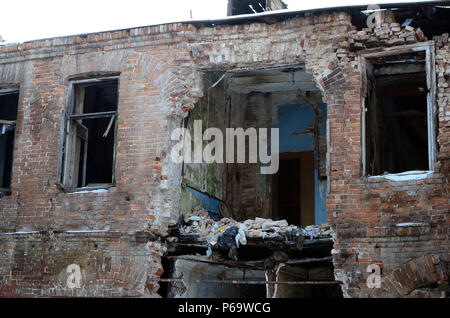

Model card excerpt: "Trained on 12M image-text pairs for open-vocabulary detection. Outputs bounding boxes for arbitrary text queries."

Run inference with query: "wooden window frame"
[359,41,437,177]
[57,77,119,192]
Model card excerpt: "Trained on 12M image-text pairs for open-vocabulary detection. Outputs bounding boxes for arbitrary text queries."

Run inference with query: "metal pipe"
[150,278,342,285]
[69,111,117,120]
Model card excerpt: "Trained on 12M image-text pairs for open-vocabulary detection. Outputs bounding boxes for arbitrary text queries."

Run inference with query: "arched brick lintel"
[371,254,448,297]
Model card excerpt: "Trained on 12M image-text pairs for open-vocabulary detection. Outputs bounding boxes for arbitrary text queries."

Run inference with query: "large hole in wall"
[180,66,328,227]
[161,256,342,298]
[273,263,343,298]
[163,257,267,298]
[174,65,338,298]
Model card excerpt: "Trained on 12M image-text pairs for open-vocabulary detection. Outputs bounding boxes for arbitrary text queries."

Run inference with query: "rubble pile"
[332,11,429,62]
[181,207,333,242]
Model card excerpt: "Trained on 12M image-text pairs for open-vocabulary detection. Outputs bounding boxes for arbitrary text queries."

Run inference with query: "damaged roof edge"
[186,0,450,26]
[0,0,448,47]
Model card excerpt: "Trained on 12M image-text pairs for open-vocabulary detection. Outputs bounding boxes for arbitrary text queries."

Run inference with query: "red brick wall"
[0,11,448,297]
[0,24,200,297]
[0,231,165,297]
[188,12,448,296]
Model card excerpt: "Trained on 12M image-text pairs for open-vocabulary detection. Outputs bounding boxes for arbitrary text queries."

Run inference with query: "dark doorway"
[273,152,315,227]
[276,158,301,225]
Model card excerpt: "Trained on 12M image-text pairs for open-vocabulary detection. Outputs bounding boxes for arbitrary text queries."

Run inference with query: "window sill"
[58,184,114,194]
[0,188,11,196]
[367,170,432,182]
[395,222,428,227]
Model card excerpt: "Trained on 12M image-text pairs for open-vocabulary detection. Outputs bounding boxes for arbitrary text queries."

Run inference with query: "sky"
[0,0,435,43]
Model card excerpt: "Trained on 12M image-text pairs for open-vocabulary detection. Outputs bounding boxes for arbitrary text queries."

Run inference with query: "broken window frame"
[0,87,19,195]
[57,76,119,192]
[359,41,437,177]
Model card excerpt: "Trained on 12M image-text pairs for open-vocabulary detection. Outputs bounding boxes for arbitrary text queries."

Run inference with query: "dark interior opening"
[276,158,301,225]
[273,152,315,227]
[0,92,19,189]
[157,257,171,298]
[75,80,118,187]
[365,52,429,175]
[82,81,118,113]
[75,116,116,187]
[164,257,267,298]
[275,263,343,298]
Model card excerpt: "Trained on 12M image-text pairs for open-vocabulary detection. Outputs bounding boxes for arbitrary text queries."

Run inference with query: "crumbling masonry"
[0,2,449,297]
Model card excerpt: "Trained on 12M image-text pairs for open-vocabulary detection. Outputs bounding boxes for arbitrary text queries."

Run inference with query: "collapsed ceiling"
[228,68,321,94]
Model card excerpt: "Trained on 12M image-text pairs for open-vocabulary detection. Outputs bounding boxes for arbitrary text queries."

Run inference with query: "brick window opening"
[0,90,19,193]
[57,78,119,191]
[362,44,436,176]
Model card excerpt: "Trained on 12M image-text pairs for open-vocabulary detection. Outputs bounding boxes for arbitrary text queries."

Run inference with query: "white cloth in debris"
[235,227,247,247]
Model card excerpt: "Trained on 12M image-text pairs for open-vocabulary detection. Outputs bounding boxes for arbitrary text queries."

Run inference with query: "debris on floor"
[180,207,333,260]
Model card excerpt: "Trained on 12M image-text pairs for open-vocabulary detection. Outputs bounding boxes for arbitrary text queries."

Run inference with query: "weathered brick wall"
[0,231,165,297]
[0,39,199,234]
[0,25,201,297]
[0,10,448,297]
[322,23,449,298]
[436,33,450,174]
[181,12,449,297]
[188,11,448,296]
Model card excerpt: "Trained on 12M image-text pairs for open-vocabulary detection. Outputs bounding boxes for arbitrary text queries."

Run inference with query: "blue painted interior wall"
[272,103,328,225]
[186,186,221,213]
